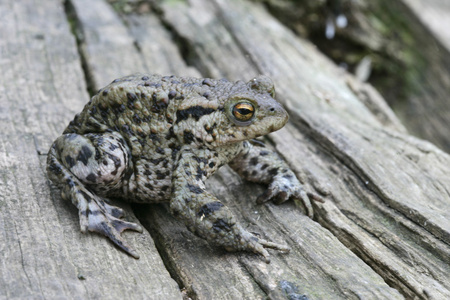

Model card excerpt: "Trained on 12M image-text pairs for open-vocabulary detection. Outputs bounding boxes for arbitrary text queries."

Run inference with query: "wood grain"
[1,0,449,299]
[0,0,181,298]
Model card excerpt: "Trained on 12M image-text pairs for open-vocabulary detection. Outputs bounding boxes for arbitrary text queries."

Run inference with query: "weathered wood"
[260,0,450,152]
[156,0,449,298]
[404,0,450,51]
[2,0,449,299]
[0,0,181,299]
[68,1,286,298]
[50,0,406,298]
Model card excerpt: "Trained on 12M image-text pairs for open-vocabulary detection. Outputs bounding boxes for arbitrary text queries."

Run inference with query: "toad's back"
[63,74,231,152]
[62,74,243,201]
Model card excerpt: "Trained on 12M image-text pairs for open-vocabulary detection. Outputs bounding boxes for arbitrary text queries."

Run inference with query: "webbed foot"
[76,192,143,258]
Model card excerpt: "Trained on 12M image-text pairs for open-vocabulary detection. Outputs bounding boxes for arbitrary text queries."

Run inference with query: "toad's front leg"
[47,132,143,258]
[171,149,289,263]
[229,141,321,218]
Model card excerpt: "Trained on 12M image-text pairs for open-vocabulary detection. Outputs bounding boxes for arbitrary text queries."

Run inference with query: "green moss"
[263,0,430,108]
[366,0,427,101]
[161,0,187,5]
[368,14,389,35]
[107,0,132,14]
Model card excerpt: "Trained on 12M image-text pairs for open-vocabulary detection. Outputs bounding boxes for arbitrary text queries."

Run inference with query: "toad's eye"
[232,103,255,122]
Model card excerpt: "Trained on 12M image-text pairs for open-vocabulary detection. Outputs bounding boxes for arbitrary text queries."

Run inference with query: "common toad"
[47,74,315,263]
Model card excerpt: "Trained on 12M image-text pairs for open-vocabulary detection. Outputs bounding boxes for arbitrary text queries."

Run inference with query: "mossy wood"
[1,0,448,299]
[262,0,450,152]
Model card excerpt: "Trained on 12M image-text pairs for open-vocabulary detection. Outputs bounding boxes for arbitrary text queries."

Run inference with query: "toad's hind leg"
[47,132,143,258]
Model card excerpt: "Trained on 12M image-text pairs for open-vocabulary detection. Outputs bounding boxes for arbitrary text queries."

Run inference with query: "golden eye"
[232,103,255,122]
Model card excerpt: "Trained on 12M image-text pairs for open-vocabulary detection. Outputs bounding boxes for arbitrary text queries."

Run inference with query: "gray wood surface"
[1,0,449,299]
[0,0,181,299]
[403,0,450,59]
[262,0,450,152]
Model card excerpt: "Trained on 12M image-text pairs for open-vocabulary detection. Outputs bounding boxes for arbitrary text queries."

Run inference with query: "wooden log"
[404,0,450,51]
[1,0,449,299]
[260,0,450,152]
[155,0,450,298]
[0,0,181,298]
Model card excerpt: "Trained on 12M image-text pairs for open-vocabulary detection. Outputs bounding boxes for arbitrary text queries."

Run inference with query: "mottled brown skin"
[47,74,315,262]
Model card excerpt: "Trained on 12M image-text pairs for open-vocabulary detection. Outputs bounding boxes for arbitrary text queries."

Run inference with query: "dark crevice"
[319,191,423,297]
[63,0,97,97]
[286,115,435,299]
[154,11,211,77]
[349,244,421,299]
[157,0,262,78]
[343,174,450,265]
[238,263,272,299]
[209,1,262,75]
[109,10,152,70]
[291,113,443,244]
[106,5,144,56]
[108,0,204,77]
[132,204,197,300]
[133,40,142,53]
[33,134,45,156]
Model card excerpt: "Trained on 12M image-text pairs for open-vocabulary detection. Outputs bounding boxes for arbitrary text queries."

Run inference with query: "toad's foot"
[256,173,322,218]
[228,141,323,218]
[225,227,290,263]
[76,192,143,258]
